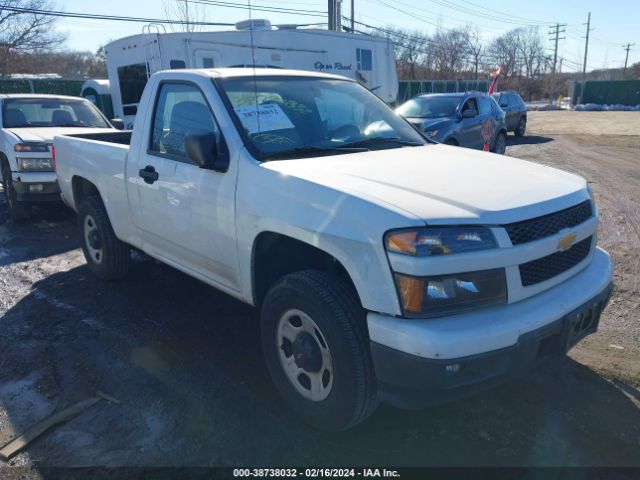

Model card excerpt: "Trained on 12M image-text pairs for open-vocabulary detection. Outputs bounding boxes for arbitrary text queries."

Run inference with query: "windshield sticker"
[234,104,295,134]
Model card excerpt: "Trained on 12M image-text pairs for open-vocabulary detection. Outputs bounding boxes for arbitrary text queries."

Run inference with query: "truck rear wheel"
[260,270,378,431]
[1,162,32,221]
[78,196,130,280]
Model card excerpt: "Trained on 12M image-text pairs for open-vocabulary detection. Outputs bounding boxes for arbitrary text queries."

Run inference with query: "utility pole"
[548,23,567,73]
[351,0,355,33]
[623,43,635,70]
[559,57,563,73]
[580,12,592,104]
[336,0,342,31]
[328,0,335,31]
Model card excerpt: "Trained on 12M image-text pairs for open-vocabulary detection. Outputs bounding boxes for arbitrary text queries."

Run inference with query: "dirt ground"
[0,111,639,471]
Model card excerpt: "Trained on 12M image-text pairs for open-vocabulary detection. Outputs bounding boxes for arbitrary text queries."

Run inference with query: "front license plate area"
[564,287,612,350]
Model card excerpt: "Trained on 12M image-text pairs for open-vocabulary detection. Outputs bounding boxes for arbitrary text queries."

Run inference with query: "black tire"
[515,116,526,137]
[261,270,378,431]
[77,195,130,280]
[1,161,32,221]
[493,131,507,155]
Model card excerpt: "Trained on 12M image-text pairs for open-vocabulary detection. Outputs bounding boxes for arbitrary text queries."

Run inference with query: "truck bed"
[63,130,132,145]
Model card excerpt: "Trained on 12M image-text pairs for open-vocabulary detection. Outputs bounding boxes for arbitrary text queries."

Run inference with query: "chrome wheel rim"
[83,214,103,264]
[276,309,333,402]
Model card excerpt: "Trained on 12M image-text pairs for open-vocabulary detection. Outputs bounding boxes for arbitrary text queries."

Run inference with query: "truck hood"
[264,144,589,225]
[7,127,115,143]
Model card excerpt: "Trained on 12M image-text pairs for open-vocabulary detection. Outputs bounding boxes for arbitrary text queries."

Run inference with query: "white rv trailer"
[103,21,398,127]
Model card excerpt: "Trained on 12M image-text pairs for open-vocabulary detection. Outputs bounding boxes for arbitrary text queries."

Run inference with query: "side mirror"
[110,118,125,130]
[185,131,229,172]
[462,109,478,119]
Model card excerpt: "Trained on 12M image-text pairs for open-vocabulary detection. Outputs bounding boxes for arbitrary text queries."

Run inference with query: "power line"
[0,5,235,26]
[186,0,327,18]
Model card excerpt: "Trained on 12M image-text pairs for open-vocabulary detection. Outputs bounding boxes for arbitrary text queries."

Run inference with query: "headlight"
[14,143,49,153]
[17,157,54,172]
[395,269,507,317]
[386,226,497,256]
[425,129,439,137]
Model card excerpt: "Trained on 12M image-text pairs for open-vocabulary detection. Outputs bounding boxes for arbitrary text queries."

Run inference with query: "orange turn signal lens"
[395,274,425,314]
[386,231,418,255]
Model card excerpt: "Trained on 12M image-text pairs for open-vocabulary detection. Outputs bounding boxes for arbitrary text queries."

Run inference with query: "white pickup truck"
[0,94,116,220]
[54,68,613,431]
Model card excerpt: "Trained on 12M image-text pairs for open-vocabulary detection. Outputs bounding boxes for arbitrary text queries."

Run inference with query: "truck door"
[131,80,240,291]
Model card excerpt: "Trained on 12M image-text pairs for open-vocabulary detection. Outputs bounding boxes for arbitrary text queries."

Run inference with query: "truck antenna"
[247,0,261,133]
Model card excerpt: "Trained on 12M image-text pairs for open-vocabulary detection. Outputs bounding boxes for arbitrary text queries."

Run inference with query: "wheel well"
[445,138,459,146]
[72,176,100,207]
[0,153,9,183]
[252,232,358,307]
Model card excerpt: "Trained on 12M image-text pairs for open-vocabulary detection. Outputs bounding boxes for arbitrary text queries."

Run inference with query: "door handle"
[139,165,159,184]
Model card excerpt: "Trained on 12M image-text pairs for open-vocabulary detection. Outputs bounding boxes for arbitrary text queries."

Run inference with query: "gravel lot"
[0,111,639,469]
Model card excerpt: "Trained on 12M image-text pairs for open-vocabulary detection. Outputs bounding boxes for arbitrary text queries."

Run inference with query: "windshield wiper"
[339,136,424,149]
[262,145,368,160]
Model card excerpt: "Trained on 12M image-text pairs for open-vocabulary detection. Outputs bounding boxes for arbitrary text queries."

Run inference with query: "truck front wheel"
[261,270,378,431]
[1,162,32,221]
[78,196,130,280]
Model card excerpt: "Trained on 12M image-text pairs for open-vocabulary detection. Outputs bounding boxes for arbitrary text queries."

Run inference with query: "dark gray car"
[492,91,527,136]
[396,92,507,154]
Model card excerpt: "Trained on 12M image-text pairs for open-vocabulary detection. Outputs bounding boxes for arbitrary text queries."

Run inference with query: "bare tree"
[374,27,430,80]
[0,0,65,75]
[433,28,469,79]
[515,26,546,77]
[163,0,208,32]
[466,25,483,79]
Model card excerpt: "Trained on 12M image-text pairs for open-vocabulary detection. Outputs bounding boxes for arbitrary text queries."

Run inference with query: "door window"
[478,96,492,115]
[149,82,219,161]
[117,63,148,106]
[356,48,373,71]
[462,98,478,114]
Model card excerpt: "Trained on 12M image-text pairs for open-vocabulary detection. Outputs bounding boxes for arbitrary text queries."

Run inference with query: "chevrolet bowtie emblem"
[557,232,577,252]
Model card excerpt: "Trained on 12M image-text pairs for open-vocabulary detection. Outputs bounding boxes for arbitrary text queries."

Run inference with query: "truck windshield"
[396,96,460,118]
[2,98,110,129]
[216,76,426,161]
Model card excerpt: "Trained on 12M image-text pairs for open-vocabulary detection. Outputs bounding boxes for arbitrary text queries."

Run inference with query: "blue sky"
[57,0,639,72]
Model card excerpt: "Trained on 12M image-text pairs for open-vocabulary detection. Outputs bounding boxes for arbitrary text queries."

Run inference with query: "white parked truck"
[54,69,613,431]
[0,94,116,220]
[102,20,398,128]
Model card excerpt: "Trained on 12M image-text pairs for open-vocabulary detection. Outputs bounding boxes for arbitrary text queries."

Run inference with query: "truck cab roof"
[153,67,358,83]
[0,93,92,101]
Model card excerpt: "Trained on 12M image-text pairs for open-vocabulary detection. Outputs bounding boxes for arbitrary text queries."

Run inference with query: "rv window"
[117,63,148,106]
[202,58,215,68]
[150,82,219,161]
[356,48,373,71]
[170,60,186,69]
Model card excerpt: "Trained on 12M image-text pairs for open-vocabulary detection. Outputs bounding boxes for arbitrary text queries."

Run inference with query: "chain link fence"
[0,79,84,97]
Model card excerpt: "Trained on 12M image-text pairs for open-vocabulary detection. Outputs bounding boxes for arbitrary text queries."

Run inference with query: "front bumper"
[369,247,614,408]
[11,171,60,203]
